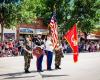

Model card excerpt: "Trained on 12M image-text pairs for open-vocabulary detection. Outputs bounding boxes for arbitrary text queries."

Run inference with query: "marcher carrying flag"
[64,24,78,62]
[49,14,59,49]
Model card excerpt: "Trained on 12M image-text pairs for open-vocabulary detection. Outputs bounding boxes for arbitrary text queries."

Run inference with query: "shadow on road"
[38,69,69,78]
[0,70,37,79]
[4,75,35,79]
[0,70,37,77]
[0,71,37,79]
[41,74,69,78]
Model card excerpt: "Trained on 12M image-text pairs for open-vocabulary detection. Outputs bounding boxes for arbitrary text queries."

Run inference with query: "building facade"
[0,18,49,41]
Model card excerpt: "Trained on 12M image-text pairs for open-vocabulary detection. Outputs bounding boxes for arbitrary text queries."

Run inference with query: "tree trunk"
[1,22,4,41]
[0,8,4,42]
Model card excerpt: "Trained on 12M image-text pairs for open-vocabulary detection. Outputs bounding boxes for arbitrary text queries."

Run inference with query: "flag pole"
[53,4,60,46]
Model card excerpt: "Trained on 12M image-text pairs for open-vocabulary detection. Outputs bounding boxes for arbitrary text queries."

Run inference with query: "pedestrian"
[54,43,63,69]
[45,35,54,70]
[23,36,33,73]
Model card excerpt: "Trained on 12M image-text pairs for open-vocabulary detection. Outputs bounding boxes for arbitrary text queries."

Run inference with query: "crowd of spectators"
[0,38,100,57]
[0,40,19,57]
[62,39,100,53]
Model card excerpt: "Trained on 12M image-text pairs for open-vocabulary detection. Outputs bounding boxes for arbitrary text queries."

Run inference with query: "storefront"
[4,33,15,41]
[0,18,49,41]
[19,27,34,40]
[3,28,16,41]
[17,18,49,40]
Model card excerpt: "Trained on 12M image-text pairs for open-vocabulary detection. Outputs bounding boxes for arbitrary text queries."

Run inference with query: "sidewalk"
[0,52,100,80]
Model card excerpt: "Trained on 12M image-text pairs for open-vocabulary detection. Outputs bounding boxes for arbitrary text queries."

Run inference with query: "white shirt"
[45,39,54,52]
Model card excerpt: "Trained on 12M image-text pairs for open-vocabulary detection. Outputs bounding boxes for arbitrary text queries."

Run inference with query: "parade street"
[0,52,100,80]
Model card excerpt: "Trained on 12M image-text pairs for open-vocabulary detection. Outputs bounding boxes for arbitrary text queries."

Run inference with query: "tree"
[35,0,70,36]
[37,0,99,37]
[0,0,40,41]
[94,0,100,24]
[0,0,99,41]
[0,0,20,3]
[0,2,19,41]
[73,0,100,40]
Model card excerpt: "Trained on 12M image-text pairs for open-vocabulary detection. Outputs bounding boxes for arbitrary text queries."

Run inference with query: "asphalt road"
[0,52,100,80]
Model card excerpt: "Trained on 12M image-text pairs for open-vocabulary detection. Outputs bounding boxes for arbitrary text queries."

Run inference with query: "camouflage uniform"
[23,42,33,73]
[55,48,63,69]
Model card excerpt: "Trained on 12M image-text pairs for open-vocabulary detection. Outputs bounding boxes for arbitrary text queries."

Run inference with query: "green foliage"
[0,3,18,28]
[0,0,20,4]
[73,0,96,32]
[17,0,37,24]
[0,0,99,34]
[0,0,40,28]
[43,0,99,34]
[0,0,42,41]
[35,0,70,35]
[94,0,100,24]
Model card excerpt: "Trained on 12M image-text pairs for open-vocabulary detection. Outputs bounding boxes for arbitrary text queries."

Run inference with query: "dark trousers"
[46,50,53,70]
[36,54,43,71]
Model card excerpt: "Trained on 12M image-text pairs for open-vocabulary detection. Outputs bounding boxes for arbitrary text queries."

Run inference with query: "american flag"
[49,16,59,48]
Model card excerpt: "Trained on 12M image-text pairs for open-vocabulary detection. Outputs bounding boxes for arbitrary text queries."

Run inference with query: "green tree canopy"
[0,0,43,41]
[0,0,99,41]
[35,0,99,35]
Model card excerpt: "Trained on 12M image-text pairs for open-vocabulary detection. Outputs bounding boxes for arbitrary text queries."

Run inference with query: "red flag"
[49,16,59,48]
[64,24,78,62]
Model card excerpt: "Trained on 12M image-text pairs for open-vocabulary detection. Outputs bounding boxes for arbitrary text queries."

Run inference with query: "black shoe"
[47,68,52,71]
[25,70,31,73]
[57,67,61,69]
[61,55,64,58]
[55,67,58,69]
[55,65,58,69]
[37,70,43,72]
[55,66,61,69]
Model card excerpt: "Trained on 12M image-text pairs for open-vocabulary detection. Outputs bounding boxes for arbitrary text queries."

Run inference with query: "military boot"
[25,70,31,73]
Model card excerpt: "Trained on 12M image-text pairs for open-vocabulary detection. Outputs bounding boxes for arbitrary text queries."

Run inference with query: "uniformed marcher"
[23,36,33,73]
[55,43,63,69]
[32,35,44,72]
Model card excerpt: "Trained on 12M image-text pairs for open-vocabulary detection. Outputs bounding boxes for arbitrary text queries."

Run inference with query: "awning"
[19,28,33,34]
[33,29,49,35]
[19,28,49,35]
[87,34,100,40]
